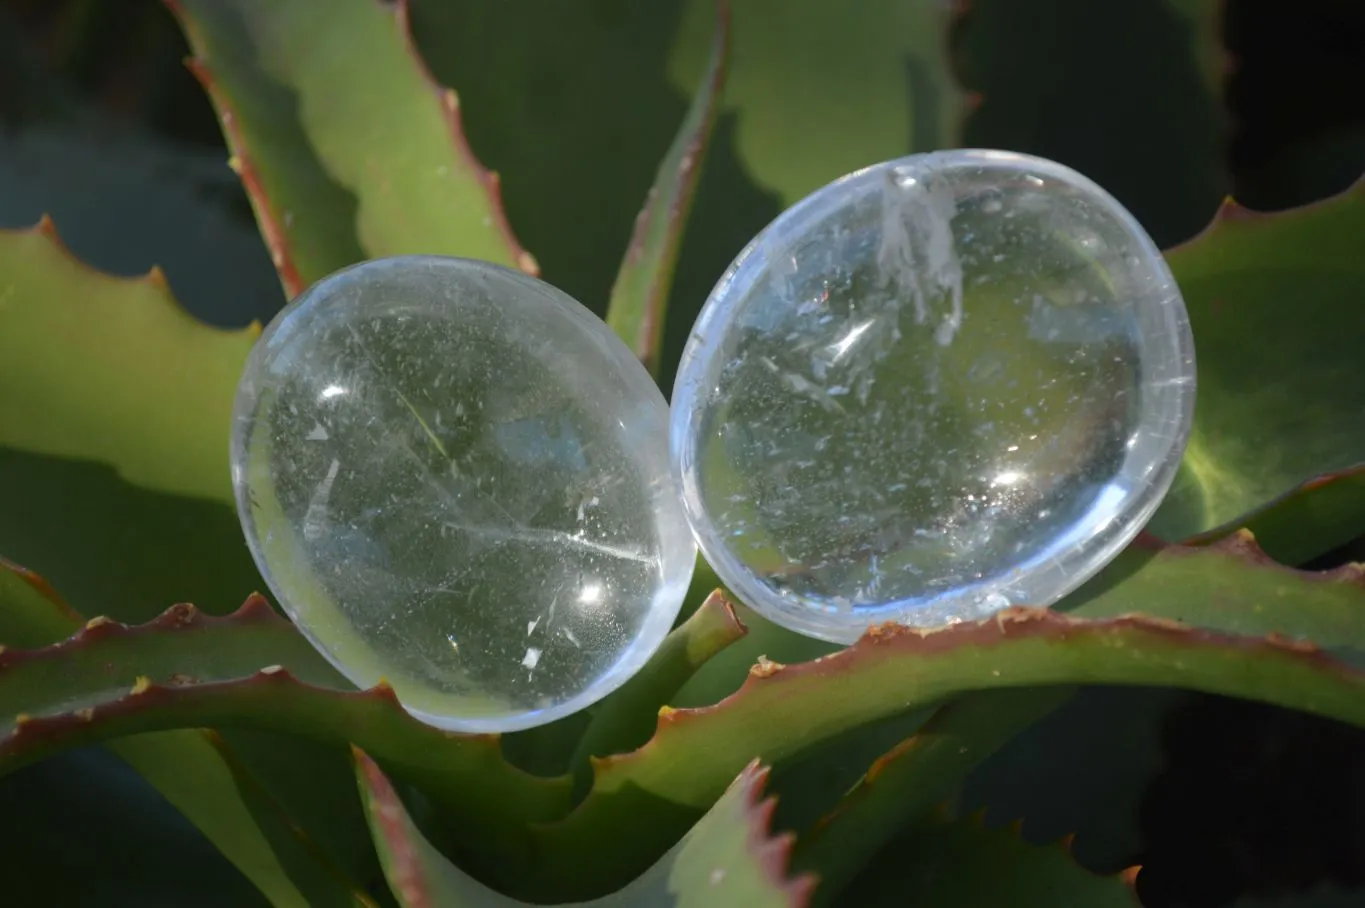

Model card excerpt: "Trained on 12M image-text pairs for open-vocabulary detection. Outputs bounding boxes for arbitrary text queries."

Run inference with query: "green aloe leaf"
[531,536,1365,898]
[790,530,1365,896]
[0,594,571,836]
[957,0,1227,248]
[666,0,968,209]
[605,0,728,377]
[0,217,259,623]
[1151,178,1365,547]
[834,806,1140,907]
[0,218,253,507]
[956,686,1182,876]
[355,750,815,907]
[0,561,376,908]
[1057,531,1365,649]
[498,566,735,779]
[569,590,747,797]
[167,0,536,296]
[1241,470,1365,566]
[790,689,1074,900]
[0,749,267,907]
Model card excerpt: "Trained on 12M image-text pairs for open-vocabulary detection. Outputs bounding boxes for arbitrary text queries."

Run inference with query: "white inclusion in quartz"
[876,166,964,347]
[230,255,696,733]
[671,149,1196,644]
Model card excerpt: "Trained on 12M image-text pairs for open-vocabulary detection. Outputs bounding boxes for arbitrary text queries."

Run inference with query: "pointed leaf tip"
[540,564,1365,894]
[1152,170,1365,551]
[169,0,537,294]
[606,0,731,374]
[728,761,819,906]
[176,51,305,298]
[569,586,748,793]
[392,0,538,278]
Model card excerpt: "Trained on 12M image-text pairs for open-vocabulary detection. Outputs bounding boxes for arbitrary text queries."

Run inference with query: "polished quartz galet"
[671,150,1195,643]
[231,256,695,732]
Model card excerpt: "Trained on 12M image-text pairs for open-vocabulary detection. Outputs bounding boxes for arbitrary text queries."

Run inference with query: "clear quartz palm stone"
[231,256,695,732]
[671,150,1195,644]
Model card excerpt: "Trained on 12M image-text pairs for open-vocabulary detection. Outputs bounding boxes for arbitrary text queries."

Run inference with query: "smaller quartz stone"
[670,150,1195,643]
[231,256,695,732]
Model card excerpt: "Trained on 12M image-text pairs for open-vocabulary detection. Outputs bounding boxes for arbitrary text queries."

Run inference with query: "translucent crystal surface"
[231,256,695,732]
[671,150,1195,643]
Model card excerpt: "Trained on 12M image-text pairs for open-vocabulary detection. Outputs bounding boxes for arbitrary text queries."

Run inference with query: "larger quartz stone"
[671,150,1195,643]
[231,256,695,732]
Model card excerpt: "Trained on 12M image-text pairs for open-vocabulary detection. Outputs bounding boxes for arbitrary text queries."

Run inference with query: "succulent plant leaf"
[833,805,1140,907]
[0,215,263,625]
[533,586,1365,898]
[0,748,270,906]
[605,0,729,377]
[956,687,1182,880]
[0,561,376,907]
[1059,531,1365,652]
[0,593,572,823]
[956,0,1228,248]
[1151,176,1365,547]
[166,0,536,295]
[790,689,1073,900]
[797,528,1365,897]
[569,590,747,798]
[355,750,814,907]
[665,0,968,209]
[1239,470,1365,566]
[0,218,254,505]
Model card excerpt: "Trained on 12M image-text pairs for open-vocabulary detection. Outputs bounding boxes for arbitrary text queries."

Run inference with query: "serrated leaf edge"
[606,0,729,374]
[0,595,568,804]
[724,760,820,907]
[0,215,262,336]
[1164,169,1365,260]
[569,601,1364,823]
[1139,526,1365,583]
[206,730,382,908]
[943,805,1144,902]
[392,0,538,277]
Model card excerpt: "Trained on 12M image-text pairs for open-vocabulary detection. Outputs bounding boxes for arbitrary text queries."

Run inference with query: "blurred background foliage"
[0,1,1362,905]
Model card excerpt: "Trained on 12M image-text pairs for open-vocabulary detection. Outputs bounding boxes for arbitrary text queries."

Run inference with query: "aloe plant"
[1,1,1363,905]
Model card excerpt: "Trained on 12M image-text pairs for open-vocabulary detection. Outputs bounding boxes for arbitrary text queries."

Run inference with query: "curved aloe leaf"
[355,750,815,907]
[1241,470,1365,565]
[1059,531,1365,652]
[666,0,968,207]
[0,218,253,504]
[0,216,259,623]
[0,557,84,646]
[0,594,571,832]
[0,561,375,908]
[0,749,268,907]
[570,590,746,797]
[789,528,1365,895]
[1152,177,1365,544]
[605,0,728,376]
[532,601,1365,898]
[957,0,1227,247]
[790,689,1073,900]
[167,0,536,296]
[683,530,1365,718]
[835,806,1140,907]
